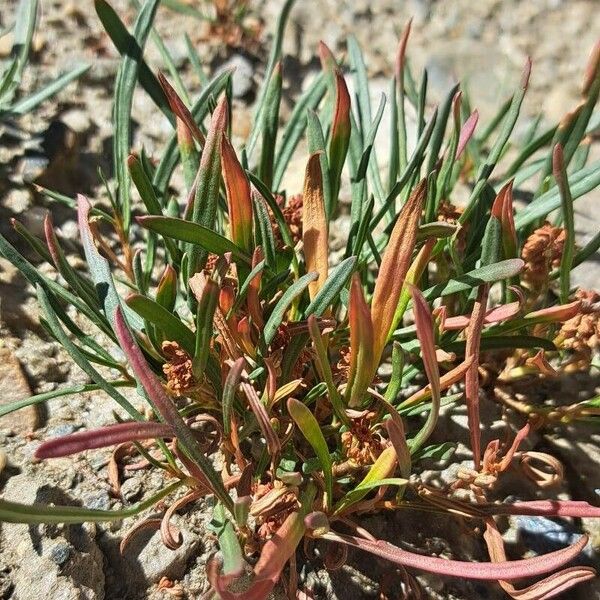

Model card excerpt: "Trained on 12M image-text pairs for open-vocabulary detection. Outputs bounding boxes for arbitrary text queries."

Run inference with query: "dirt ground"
[0,1,599,599]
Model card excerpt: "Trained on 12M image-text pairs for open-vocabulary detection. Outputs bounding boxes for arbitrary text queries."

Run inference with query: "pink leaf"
[464,285,489,470]
[484,519,595,600]
[321,530,590,581]
[35,421,174,459]
[456,110,479,160]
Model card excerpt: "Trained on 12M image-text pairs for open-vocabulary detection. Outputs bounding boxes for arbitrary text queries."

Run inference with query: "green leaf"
[0,481,183,524]
[193,278,219,380]
[371,107,438,229]
[288,398,333,510]
[0,231,114,339]
[553,145,576,303]
[11,0,37,84]
[460,59,531,224]
[251,188,277,269]
[444,335,556,354]
[137,216,250,264]
[78,197,143,332]
[304,256,356,318]
[514,161,600,229]
[104,0,160,231]
[354,93,386,183]
[246,0,296,157]
[263,272,318,345]
[258,62,282,189]
[128,154,180,261]
[306,110,332,219]
[422,259,524,300]
[126,294,195,355]
[347,36,384,202]
[187,96,228,278]
[211,503,245,577]
[95,0,170,119]
[412,442,456,462]
[10,64,90,115]
[334,447,398,515]
[0,381,133,419]
[426,83,460,176]
[273,72,327,190]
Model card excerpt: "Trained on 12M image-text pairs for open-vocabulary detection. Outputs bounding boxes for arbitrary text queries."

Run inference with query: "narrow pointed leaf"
[125,293,195,355]
[371,180,426,361]
[222,137,253,253]
[304,256,356,318]
[188,95,228,277]
[288,397,333,509]
[346,274,375,408]
[0,481,183,524]
[334,447,397,514]
[263,272,318,346]
[137,216,250,263]
[303,153,329,300]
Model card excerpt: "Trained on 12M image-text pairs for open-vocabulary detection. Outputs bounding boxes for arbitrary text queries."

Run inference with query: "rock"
[120,475,144,502]
[2,188,33,215]
[47,423,79,437]
[0,347,39,434]
[219,54,255,98]
[515,516,590,558]
[0,32,13,57]
[13,334,70,389]
[0,475,105,600]
[545,425,600,499]
[100,518,202,596]
[60,109,92,134]
[136,523,200,584]
[82,491,112,511]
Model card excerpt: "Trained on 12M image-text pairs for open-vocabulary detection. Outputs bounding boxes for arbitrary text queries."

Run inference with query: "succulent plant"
[1,1,600,598]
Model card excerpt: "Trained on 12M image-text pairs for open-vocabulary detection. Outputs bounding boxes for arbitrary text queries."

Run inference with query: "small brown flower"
[162,341,196,396]
[341,414,383,466]
[557,289,600,361]
[250,481,299,541]
[203,253,219,275]
[521,223,565,288]
[270,194,304,247]
[333,346,351,383]
[437,200,463,224]
[437,200,467,254]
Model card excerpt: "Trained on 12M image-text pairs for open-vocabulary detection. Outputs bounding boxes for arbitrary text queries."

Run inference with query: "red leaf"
[371,180,427,362]
[346,273,375,408]
[35,421,174,459]
[322,530,590,581]
[158,71,205,145]
[222,136,253,253]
